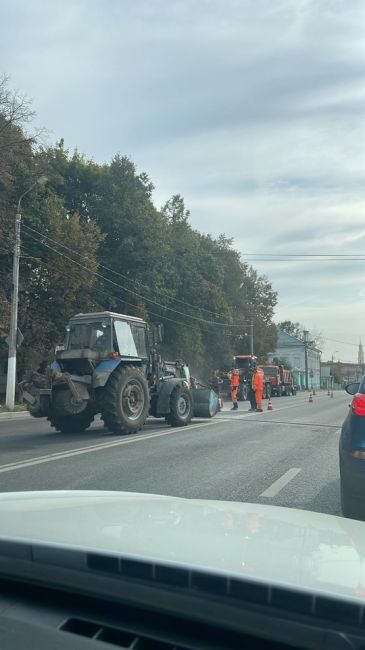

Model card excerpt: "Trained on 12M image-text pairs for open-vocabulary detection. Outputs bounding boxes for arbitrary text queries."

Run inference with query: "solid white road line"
[260,467,301,498]
[0,419,222,475]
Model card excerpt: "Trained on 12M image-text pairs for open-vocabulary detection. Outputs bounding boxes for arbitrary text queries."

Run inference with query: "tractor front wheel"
[168,386,193,427]
[101,366,149,434]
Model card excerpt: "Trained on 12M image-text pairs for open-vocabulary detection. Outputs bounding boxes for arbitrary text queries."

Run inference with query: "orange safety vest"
[252,369,264,391]
[230,373,240,388]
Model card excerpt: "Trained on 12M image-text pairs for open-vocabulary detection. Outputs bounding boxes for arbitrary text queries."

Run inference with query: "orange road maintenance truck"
[260,364,296,397]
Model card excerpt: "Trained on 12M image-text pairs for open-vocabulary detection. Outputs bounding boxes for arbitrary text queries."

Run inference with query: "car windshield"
[234,359,251,369]
[262,367,278,376]
[3,2,365,626]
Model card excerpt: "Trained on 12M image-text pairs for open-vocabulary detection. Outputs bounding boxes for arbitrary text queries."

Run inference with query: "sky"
[1,0,365,362]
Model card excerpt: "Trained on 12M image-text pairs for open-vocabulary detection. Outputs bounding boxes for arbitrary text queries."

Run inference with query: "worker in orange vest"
[230,369,240,410]
[252,366,264,412]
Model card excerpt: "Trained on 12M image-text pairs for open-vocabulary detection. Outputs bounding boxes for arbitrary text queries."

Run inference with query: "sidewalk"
[0,410,30,421]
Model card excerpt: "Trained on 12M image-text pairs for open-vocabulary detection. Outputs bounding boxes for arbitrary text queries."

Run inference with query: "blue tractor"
[19,311,218,434]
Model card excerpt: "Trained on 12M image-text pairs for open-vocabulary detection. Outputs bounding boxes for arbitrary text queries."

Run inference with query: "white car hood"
[1,490,365,603]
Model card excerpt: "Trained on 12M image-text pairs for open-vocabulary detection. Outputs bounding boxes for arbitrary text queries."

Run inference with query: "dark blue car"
[339,378,365,519]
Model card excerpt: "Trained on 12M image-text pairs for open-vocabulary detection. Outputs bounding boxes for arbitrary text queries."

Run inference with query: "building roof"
[277,329,322,353]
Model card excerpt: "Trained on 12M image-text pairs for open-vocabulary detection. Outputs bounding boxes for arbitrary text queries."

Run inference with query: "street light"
[5,175,47,409]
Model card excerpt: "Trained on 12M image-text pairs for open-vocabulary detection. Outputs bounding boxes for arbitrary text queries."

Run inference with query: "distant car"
[339,378,365,519]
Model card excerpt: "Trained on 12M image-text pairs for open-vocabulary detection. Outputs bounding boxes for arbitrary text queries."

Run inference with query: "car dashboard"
[0,536,364,650]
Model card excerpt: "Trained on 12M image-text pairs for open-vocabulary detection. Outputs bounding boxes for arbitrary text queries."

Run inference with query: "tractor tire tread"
[101,365,149,435]
[48,408,94,434]
[168,385,193,427]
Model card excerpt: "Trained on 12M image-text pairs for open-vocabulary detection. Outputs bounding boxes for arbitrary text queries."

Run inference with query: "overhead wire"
[19,233,362,348]
[243,253,365,262]
[321,336,359,349]
[21,222,245,321]
[20,240,246,337]
[19,241,198,331]
[243,253,365,258]
[244,258,365,262]
[22,229,251,328]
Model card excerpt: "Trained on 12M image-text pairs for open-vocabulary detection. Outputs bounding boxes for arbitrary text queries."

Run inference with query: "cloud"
[1,0,365,361]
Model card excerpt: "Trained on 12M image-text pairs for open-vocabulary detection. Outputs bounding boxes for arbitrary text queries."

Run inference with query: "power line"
[243,253,365,258]
[23,230,246,327]
[20,238,249,336]
[21,222,243,321]
[20,241,199,331]
[22,236,360,349]
[21,241,251,340]
[322,336,359,348]
[244,258,365,262]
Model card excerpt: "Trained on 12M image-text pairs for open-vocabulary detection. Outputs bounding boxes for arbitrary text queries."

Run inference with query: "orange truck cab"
[261,364,296,397]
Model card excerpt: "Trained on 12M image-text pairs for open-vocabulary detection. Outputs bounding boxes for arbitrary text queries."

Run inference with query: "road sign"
[5,328,24,348]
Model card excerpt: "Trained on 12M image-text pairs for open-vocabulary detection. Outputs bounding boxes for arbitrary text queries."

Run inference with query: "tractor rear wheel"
[101,365,149,434]
[48,408,94,433]
[168,386,193,427]
[28,395,50,418]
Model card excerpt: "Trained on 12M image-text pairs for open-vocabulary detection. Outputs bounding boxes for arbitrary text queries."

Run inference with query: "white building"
[268,329,322,389]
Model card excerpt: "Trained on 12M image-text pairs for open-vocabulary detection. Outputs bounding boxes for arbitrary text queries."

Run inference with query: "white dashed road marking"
[260,467,302,498]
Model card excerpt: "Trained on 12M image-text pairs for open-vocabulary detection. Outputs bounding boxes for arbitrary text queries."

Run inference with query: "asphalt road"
[0,390,348,516]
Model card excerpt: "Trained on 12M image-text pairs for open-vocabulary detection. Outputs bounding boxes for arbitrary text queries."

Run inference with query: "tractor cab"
[59,312,149,364]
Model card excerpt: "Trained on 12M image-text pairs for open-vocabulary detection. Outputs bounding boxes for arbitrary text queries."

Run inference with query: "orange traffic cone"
[309,392,313,403]
[331,391,334,398]
[267,398,273,411]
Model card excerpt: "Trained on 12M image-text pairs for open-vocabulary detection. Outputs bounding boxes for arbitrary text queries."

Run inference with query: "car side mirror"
[345,382,360,395]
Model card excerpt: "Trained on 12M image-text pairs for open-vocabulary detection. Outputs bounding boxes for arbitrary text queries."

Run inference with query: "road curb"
[0,411,30,421]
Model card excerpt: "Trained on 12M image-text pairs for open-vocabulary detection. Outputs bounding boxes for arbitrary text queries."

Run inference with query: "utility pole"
[5,176,47,409]
[303,330,309,391]
[250,316,254,355]
[5,210,21,409]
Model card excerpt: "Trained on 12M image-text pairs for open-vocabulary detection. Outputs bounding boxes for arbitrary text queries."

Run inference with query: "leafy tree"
[0,73,40,190]
[17,192,104,374]
[0,75,280,388]
[277,320,303,339]
[162,194,190,226]
[310,328,325,350]
[278,321,324,350]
